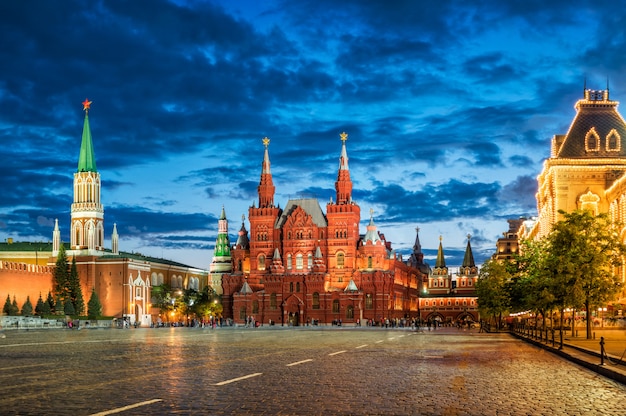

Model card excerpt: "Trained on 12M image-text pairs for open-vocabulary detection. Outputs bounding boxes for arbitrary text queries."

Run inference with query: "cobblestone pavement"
[1,327,625,415]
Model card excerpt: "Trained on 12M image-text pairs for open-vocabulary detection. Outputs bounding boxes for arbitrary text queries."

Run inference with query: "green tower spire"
[214,206,231,257]
[77,98,97,172]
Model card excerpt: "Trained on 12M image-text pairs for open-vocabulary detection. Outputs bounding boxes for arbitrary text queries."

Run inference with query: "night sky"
[0,0,622,269]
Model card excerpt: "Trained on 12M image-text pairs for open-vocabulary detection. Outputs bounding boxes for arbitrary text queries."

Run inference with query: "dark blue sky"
[0,0,622,269]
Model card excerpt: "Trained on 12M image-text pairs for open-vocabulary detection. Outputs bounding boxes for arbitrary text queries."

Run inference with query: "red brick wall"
[0,261,54,312]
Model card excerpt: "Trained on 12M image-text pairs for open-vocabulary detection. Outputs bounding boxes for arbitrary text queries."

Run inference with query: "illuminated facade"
[531,87,626,307]
[418,236,479,325]
[221,134,425,325]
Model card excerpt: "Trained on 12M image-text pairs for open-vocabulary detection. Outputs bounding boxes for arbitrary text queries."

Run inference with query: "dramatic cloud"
[0,0,622,268]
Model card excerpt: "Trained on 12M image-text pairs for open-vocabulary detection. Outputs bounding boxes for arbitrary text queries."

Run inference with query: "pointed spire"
[112,223,119,255]
[339,131,349,171]
[335,132,353,204]
[461,234,475,268]
[77,99,97,172]
[412,226,422,253]
[364,208,381,243]
[213,207,231,257]
[235,214,249,249]
[435,235,446,268]
[257,137,275,208]
[52,218,61,256]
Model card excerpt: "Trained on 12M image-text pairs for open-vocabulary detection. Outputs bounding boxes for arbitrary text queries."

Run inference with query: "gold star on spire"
[262,137,270,147]
[340,132,348,142]
[82,98,92,112]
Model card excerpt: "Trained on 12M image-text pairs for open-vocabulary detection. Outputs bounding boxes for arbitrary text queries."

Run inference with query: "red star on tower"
[82,98,92,112]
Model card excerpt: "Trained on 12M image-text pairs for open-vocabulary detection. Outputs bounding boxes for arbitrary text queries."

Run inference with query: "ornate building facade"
[417,235,479,325]
[221,134,427,326]
[530,86,626,308]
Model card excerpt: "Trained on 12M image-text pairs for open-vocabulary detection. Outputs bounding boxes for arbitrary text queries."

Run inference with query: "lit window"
[336,252,345,269]
[296,254,303,270]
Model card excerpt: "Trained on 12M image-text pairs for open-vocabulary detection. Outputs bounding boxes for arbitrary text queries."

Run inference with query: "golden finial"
[340,132,348,142]
[439,235,443,242]
[369,208,374,217]
[262,137,270,147]
[467,233,471,240]
[82,98,92,112]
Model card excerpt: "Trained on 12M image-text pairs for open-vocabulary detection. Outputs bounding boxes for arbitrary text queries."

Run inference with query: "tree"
[35,294,45,316]
[87,289,102,319]
[53,245,70,304]
[21,296,33,316]
[68,256,85,315]
[64,299,75,316]
[54,297,63,315]
[547,210,626,339]
[193,285,221,321]
[10,296,19,316]
[3,294,11,315]
[152,284,174,320]
[476,258,511,329]
[45,292,55,314]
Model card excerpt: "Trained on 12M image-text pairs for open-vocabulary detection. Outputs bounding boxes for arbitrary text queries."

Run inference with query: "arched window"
[290,282,294,292]
[258,254,266,271]
[312,292,320,309]
[332,299,340,313]
[296,282,300,292]
[336,252,345,269]
[367,256,373,268]
[287,254,292,269]
[296,254,303,270]
[607,129,621,151]
[365,293,373,309]
[585,127,600,151]
[307,253,313,269]
[252,300,259,314]
[346,305,354,319]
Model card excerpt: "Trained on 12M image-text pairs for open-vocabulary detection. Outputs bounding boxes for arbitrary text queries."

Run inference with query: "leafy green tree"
[64,299,75,316]
[3,294,11,315]
[180,288,199,323]
[152,284,174,319]
[193,285,221,320]
[548,210,626,339]
[21,296,33,316]
[476,258,511,329]
[53,245,70,304]
[87,289,102,319]
[68,256,85,315]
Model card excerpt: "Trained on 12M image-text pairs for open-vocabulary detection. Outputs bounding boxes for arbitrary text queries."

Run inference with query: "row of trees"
[152,284,222,323]
[3,245,104,319]
[3,290,102,318]
[477,210,625,345]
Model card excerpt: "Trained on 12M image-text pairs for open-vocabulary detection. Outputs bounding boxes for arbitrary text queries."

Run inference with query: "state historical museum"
[221,134,426,326]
